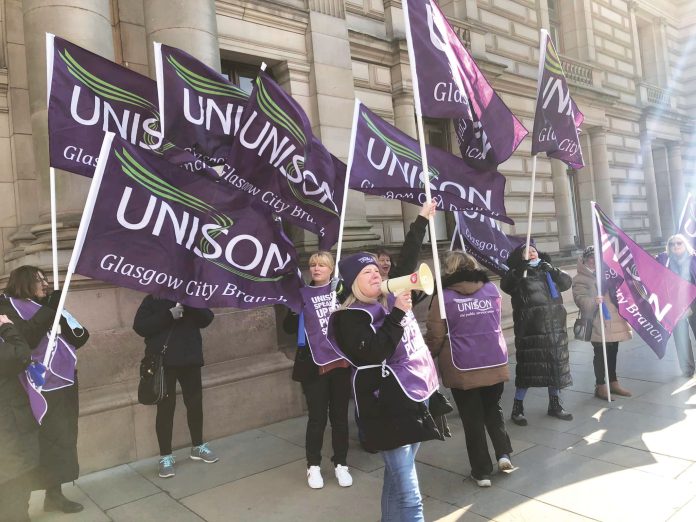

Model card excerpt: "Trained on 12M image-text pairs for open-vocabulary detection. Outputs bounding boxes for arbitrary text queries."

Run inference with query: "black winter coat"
[0,323,39,486]
[0,295,90,488]
[500,251,573,389]
[133,296,214,367]
[331,216,444,450]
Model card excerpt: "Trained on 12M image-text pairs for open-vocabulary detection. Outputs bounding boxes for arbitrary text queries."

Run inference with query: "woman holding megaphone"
[328,200,449,522]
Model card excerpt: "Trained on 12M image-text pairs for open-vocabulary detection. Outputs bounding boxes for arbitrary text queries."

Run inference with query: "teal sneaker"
[158,454,175,478]
[190,442,219,463]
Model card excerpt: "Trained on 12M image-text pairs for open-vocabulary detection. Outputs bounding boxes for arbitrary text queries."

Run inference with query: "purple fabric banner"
[48,35,162,177]
[452,211,525,276]
[403,0,527,169]
[677,193,696,250]
[531,30,585,169]
[594,204,696,358]
[156,44,248,163]
[226,72,345,249]
[349,101,512,223]
[74,136,303,311]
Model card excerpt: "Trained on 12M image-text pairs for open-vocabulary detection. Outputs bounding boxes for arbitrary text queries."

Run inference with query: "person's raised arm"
[392,200,437,277]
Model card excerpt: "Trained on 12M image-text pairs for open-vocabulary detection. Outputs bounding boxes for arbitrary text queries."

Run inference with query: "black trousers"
[156,366,203,455]
[591,341,618,385]
[451,383,512,478]
[0,471,32,522]
[301,367,350,467]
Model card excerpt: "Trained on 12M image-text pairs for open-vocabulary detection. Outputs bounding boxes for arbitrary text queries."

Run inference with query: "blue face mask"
[528,258,541,267]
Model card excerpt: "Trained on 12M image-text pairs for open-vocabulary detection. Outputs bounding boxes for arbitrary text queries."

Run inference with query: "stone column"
[627,1,643,79]
[550,159,577,253]
[21,0,113,266]
[640,133,663,241]
[306,1,378,249]
[144,0,221,74]
[667,142,685,222]
[589,127,614,217]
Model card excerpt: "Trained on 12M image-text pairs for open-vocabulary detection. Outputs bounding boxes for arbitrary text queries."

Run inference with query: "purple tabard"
[299,284,345,367]
[329,298,438,402]
[1,333,48,424]
[8,297,77,392]
[443,284,508,371]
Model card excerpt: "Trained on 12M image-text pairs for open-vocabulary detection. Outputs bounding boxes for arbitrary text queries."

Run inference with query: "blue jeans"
[381,443,423,522]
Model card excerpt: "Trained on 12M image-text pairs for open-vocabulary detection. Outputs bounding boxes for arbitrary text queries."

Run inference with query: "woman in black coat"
[500,245,573,426]
[0,315,38,522]
[0,265,90,514]
[133,296,215,479]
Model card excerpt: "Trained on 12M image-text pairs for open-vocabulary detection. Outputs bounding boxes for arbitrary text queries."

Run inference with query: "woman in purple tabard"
[656,234,696,377]
[425,251,512,488]
[328,201,443,522]
[0,314,38,522]
[283,251,353,490]
[0,266,90,514]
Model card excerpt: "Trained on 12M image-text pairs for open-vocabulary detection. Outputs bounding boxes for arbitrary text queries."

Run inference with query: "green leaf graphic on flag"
[115,148,285,282]
[166,55,249,100]
[361,112,440,184]
[543,41,565,77]
[256,77,307,146]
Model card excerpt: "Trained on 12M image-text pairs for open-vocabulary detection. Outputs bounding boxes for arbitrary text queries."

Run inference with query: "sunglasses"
[669,241,684,247]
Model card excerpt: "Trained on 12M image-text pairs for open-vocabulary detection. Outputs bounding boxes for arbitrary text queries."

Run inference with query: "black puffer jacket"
[500,247,573,389]
[0,295,90,488]
[0,323,38,486]
[133,296,214,367]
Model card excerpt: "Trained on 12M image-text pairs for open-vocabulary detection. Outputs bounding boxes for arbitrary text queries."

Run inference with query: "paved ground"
[28,336,696,522]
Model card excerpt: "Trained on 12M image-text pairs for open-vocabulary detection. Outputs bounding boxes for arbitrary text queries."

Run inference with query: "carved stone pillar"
[307,2,378,249]
[589,127,614,217]
[144,0,221,74]
[550,159,577,253]
[667,142,685,223]
[640,133,663,241]
[19,0,113,268]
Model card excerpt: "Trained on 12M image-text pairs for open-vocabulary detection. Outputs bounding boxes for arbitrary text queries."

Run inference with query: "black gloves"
[538,261,554,273]
[44,289,62,310]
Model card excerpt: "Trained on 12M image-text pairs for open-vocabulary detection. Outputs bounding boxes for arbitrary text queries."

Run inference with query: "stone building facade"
[0,0,694,472]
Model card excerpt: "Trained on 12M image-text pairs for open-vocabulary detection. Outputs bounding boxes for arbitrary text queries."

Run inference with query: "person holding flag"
[425,250,512,488]
[572,247,633,399]
[0,266,90,514]
[282,251,353,490]
[656,234,696,378]
[501,245,573,425]
[0,314,38,522]
[327,201,446,522]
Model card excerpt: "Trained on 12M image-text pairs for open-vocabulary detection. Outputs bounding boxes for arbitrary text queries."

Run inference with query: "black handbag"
[138,328,173,405]
[573,307,597,342]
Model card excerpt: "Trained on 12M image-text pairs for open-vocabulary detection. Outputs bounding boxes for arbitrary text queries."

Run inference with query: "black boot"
[44,486,84,513]
[511,399,528,426]
[547,395,573,421]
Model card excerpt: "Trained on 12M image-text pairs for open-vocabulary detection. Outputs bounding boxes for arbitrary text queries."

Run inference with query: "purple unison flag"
[677,193,696,250]
[403,0,527,169]
[349,101,512,223]
[594,204,696,358]
[74,136,303,311]
[155,43,248,163]
[452,211,525,277]
[531,30,585,169]
[47,34,162,177]
[228,72,344,249]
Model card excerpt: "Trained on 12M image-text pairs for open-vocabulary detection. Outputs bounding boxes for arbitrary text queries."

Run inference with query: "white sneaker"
[334,464,353,487]
[472,474,491,487]
[307,466,324,489]
[498,456,513,471]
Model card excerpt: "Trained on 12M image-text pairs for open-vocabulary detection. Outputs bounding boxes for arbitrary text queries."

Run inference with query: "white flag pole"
[403,0,446,319]
[153,42,165,142]
[334,99,359,278]
[42,132,114,371]
[677,192,692,234]
[46,33,59,290]
[591,201,611,403]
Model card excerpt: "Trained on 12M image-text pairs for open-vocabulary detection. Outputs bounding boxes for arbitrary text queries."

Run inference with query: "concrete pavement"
[27,336,696,521]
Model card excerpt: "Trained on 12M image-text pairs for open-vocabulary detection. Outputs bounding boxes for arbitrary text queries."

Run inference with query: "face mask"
[528,258,541,267]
